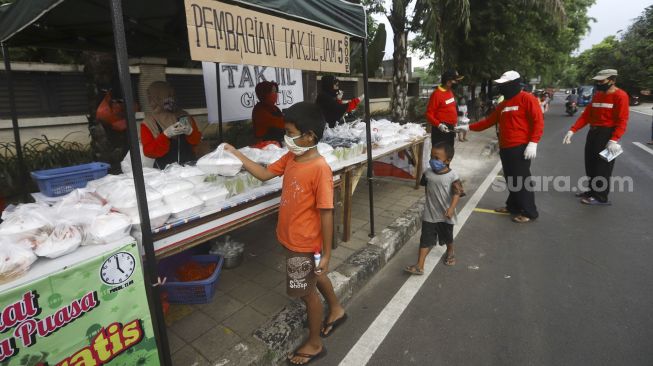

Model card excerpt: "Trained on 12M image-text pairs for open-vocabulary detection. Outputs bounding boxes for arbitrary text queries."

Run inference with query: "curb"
[242,197,427,365]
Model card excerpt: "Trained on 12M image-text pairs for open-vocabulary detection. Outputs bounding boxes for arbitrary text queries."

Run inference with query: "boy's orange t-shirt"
[268,152,334,253]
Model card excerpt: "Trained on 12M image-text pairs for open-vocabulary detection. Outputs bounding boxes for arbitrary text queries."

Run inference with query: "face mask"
[162,97,177,112]
[284,134,316,156]
[595,82,612,92]
[429,159,447,172]
[497,80,521,100]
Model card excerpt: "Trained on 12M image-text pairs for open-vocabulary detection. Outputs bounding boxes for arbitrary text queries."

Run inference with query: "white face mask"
[284,134,316,156]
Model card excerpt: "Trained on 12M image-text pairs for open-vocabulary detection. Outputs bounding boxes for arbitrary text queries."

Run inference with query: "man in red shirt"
[457,71,544,223]
[562,69,629,205]
[425,70,464,148]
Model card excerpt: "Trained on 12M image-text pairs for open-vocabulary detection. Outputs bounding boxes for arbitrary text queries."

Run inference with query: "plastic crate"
[161,255,224,305]
[31,162,110,197]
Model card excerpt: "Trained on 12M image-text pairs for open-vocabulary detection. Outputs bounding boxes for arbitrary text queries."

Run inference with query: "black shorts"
[420,221,454,248]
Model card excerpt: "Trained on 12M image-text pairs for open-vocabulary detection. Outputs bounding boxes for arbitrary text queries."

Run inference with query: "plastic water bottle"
[314,252,321,272]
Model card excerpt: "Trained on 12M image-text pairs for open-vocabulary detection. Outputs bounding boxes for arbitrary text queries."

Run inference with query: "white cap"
[592,69,618,81]
[494,70,521,84]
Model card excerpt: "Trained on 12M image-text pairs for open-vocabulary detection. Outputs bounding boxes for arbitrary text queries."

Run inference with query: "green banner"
[0,242,159,366]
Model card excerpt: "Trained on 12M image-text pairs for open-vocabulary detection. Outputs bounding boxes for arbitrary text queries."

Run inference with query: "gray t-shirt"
[423,169,465,224]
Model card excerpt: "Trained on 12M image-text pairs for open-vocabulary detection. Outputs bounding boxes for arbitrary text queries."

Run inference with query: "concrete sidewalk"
[631,102,653,116]
[165,129,499,366]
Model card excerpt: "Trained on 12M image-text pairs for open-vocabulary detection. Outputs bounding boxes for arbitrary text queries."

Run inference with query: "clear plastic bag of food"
[209,235,245,258]
[0,204,52,241]
[196,143,243,176]
[84,212,132,245]
[34,221,84,259]
[0,239,37,284]
[163,163,206,185]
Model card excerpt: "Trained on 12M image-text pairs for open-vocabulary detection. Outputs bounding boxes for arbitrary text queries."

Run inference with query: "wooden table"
[152,137,427,258]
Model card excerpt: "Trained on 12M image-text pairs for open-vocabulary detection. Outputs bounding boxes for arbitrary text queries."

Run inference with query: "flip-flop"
[580,197,611,206]
[512,215,532,223]
[574,191,591,198]
[444,253,456,266]
[320,313,348,338]
[287,346,327,365]
[404,265,424,275]
[494,207,510,214]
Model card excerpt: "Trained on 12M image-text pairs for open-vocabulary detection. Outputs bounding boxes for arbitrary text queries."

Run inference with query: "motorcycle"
[565,101,578,116]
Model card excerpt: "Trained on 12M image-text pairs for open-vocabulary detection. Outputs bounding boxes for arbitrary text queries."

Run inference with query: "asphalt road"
[313,96,653,366]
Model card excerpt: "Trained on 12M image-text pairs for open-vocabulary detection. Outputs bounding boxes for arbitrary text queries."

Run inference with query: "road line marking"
[339,160,503,366]
[630,109,653,117]
[632,142,653,156]
[473,208,509,215]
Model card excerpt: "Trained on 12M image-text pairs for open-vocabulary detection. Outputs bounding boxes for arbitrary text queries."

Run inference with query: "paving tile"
[165,304,195,327]
[171,345,210,366]
[216,269,246,293]
[223,306,268,338]
[228,255,267,280]
[250,267,286,289]
[228,279,267,304]
[191,325,242,362]
[169,310,217,343]
[340,237,368,251]
[166,328,186,354]
[331,245,356,260]
[249,290,291,316]
[194,291,245,323]
[253,252,286,273]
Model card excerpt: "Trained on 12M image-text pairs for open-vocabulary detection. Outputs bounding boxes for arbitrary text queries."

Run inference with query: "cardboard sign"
[185,0,350,73]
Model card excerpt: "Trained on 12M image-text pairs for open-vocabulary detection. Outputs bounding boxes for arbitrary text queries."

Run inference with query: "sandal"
[581,197,611,206]
[512,215,532,223]
[404,265,424,275]
[494,207,510,214]
[444,253,456,266]
[288,346,327,365]
[320,314,348,338]
[574,191,591,198]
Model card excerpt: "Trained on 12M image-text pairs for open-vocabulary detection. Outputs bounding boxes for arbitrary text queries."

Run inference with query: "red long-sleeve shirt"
[141,117,201,158]
[425,86,458,127]
[470,91,544,149]
[570,88,629,141]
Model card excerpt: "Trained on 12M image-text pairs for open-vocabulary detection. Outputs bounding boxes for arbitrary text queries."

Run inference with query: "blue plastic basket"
[161,255,224,305]
[31,162,110,197]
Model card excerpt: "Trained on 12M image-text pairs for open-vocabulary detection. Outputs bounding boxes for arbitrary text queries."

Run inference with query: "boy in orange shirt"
[225,102,345,365]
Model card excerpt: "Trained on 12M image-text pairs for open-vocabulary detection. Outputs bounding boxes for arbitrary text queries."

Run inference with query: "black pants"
[584,126,616,202]
[499,144,539,219]
[431,123,455,149]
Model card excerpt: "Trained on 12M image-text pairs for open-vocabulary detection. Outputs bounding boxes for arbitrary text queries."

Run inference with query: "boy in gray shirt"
[405,143,465,274]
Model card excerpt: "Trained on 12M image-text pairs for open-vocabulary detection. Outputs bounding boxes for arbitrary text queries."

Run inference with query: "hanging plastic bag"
[196,143,243,176]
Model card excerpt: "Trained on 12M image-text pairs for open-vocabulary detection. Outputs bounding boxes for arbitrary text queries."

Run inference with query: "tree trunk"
[391,29,408,122]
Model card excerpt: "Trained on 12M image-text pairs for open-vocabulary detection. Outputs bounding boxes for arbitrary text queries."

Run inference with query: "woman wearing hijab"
[141,81,202,169]
[252,81,285,143]
[316,75,364,128]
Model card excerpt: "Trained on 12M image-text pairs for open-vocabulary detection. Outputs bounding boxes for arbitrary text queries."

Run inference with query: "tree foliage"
[571,5,653,93]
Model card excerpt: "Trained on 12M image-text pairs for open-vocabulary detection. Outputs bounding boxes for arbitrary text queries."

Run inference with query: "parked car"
[629,93,640,106]
[577,85,594,106]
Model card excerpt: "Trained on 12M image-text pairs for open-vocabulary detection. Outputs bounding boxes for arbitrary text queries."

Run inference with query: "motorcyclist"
[566,89,579,106]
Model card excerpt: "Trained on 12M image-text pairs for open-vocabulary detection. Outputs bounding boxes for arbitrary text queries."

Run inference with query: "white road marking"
[632,142,653,156]
[630,109,653,117]
[339,160,503,366]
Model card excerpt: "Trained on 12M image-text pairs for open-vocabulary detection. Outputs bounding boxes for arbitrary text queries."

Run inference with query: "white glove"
[163,124,183,138]
[562,131,574,144]
[358,94,365,101]
[455,124,469,132]
[336,90,344,101]
[606,140,622,155]
[524,142,537,160]
[438,123,450,133]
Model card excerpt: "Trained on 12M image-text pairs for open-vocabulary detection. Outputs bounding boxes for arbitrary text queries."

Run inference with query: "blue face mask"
[429,159,447,172]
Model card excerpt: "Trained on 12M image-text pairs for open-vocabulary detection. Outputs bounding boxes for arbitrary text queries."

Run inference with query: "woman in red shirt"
[141,81,202,169]
[252,81,285,143]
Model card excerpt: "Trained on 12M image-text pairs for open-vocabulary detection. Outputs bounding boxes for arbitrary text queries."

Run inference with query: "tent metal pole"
[361,39,375,237]
[1,44,29,202]
[108,1,171,365]
[216,62,223,143]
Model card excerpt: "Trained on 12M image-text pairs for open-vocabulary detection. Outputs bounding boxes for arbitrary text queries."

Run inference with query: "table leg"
[342,170,353,242]
[414,141,425,189]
